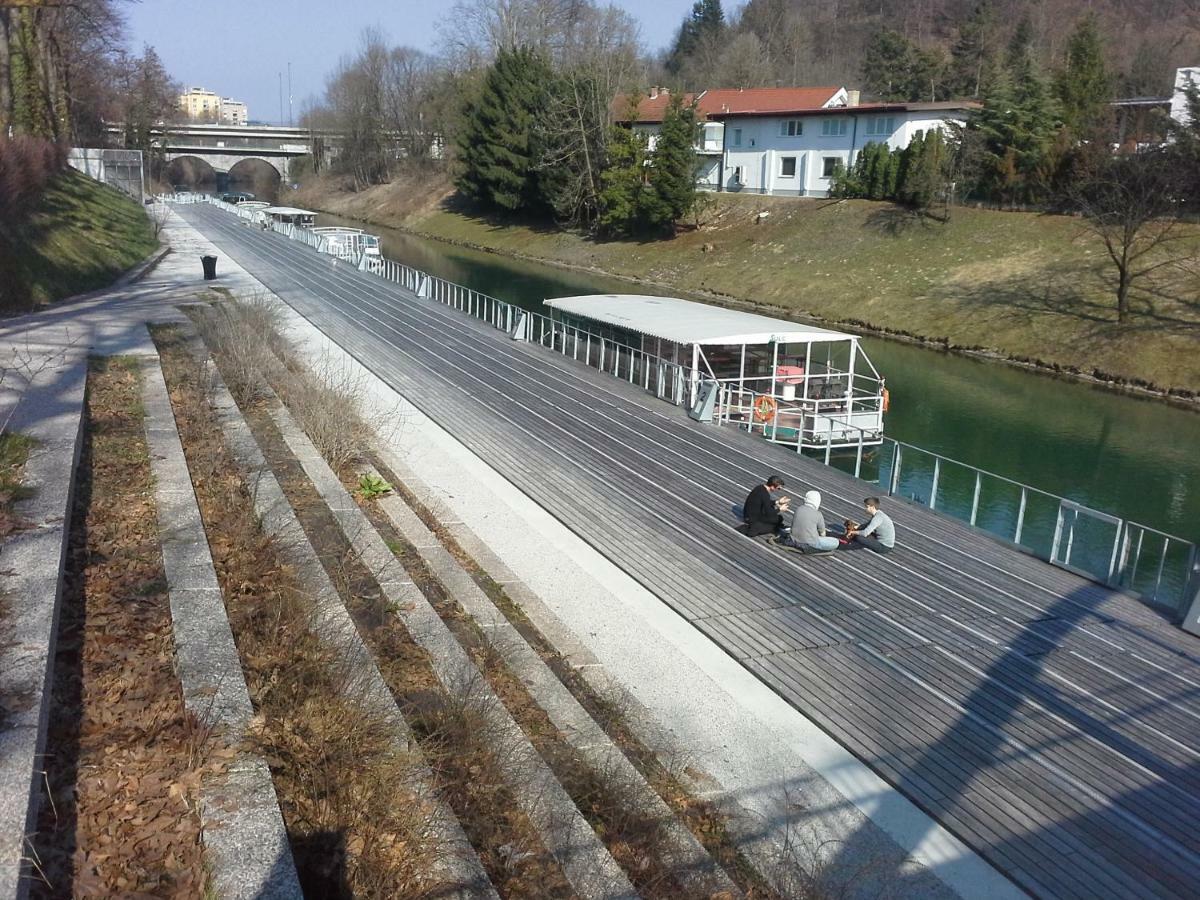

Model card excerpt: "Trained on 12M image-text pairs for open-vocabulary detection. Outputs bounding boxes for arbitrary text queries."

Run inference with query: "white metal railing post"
[889,443,902,496]
[1116,527,1133,586]
[1107,522,1124,584]
[1153,536,1170,601]
[970,471,982,527]
[1015,488,1028,545]
[854,429,864,478]
[824,423,833,465]
[1051,505,1066,563]
[930,456,941,509]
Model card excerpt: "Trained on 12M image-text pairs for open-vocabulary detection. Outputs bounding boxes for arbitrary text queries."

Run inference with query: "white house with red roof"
[716,99,978,197]
[613,87,978,198]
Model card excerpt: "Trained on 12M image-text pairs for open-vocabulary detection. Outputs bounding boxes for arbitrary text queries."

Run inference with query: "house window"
[779,119,802,137]
[733,128,742,147]
[822,157,840,178]
[865,116,897,136]
[821,118,847,136]
[780,156,797,178]
[732,165,743,184]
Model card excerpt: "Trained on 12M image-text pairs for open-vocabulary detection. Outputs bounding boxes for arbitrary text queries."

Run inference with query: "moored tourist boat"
[544,293,886,451]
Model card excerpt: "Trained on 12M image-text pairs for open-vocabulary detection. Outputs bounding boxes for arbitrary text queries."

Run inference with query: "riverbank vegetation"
[0,167,157,314]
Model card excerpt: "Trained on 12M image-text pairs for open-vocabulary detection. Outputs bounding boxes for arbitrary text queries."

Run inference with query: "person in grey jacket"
[779,490,839,553]
[849,497,896,554]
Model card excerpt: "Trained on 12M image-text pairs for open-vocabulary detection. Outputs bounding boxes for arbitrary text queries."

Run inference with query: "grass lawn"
[406,193,1200,395]
[0,168,158,314]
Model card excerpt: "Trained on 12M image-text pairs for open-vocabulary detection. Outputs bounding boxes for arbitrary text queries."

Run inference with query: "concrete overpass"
[105,123,338,181]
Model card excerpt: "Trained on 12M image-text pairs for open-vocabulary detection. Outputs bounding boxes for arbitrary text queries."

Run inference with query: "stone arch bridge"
[108,123,336,181]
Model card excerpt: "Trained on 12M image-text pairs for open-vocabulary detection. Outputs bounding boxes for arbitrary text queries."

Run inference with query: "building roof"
[709,100,980,119]
[610,91,700,124]
[611,86,843,124]
[699,87,843,117]
[545,294,857,346]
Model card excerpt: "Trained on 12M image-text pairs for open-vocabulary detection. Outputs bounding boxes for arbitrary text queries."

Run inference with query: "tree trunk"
[0,10,12,135]
[1116,265,1130,323]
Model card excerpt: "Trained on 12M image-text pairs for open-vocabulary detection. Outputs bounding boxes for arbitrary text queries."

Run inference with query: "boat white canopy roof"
[263,206,317,216]
[545,294,857,346]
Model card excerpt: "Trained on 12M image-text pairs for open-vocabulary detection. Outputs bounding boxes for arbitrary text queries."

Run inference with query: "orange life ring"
[882,388,891,413]
[753,395,778,422]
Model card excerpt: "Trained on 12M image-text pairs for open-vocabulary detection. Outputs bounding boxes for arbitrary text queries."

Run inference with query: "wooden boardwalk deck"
[182,203,1200,899]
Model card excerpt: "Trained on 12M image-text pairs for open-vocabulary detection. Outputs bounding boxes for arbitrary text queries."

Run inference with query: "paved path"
[179,202,1200,899]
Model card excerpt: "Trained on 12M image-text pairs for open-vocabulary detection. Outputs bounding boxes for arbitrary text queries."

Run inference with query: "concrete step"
[140,356,303,900]
[259,389,638,900]
[0,351,87,900]
[191,340,498,900]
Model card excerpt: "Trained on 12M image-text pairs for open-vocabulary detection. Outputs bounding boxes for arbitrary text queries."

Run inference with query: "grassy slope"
[0,168,157,313]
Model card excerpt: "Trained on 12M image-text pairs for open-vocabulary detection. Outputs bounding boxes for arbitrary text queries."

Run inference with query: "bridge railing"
[188,195,1200,619]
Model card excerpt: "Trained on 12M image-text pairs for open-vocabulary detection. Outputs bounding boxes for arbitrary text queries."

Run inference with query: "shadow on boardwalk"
[823,584,1200,898]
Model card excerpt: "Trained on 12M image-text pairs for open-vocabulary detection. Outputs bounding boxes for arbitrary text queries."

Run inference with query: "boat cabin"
[310,226,381,260]
[544,294,886,450]
[262,206,317,227]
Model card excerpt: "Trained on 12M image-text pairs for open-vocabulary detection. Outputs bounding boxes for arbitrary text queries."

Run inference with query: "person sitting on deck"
[778,490,839,553]
[846,497,896,554]
[739,475,790,537]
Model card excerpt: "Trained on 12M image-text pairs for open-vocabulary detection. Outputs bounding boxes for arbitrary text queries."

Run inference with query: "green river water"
[316,213,1200,574]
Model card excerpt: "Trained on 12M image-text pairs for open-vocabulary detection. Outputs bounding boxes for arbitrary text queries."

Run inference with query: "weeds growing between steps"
[153,326,464,898]
[30,357,210,898]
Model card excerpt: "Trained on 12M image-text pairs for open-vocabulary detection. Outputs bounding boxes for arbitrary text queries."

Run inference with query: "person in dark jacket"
[741,475,790,537]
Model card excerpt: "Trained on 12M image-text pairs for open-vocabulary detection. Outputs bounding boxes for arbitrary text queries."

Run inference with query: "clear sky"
[124,0,694,125]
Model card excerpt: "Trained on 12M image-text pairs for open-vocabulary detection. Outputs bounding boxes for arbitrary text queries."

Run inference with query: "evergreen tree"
[897,129,947,208]
[862,29,945,102]
[1055,15,1112,138]
[968,44,1061,204]
[647,93,699,232]
[881,146,901,198]
[455,47,553,214]
[862,29,918,101]
[598,97,649,236]
[1005,17,1034,72]
[947,2,997,99]
[666,0,725,75]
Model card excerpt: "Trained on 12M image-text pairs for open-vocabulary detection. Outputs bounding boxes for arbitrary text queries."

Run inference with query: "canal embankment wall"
[287,174,1200,408]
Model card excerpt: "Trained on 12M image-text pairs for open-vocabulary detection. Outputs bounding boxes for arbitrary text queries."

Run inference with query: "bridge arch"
[163,155,218,191]
[162,150,289,179]
[228,157,282,201]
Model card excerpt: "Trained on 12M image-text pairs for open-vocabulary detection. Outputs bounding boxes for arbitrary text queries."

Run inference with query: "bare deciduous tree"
[440,0,594,69]
[1067,149,1189,323]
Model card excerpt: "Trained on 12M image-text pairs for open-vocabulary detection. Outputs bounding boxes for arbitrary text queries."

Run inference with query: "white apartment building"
[715,101,977,198]
[179,87,249,125]
[614,87,976,199]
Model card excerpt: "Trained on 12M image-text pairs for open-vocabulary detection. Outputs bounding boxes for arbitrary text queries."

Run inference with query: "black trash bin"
[201,255,218,280]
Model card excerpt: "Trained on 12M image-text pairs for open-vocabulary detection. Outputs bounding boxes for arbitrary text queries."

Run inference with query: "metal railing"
[815,433,1196,614]
[187,195,1200,618]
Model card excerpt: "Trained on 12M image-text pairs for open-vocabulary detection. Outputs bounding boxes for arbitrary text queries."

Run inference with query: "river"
[316,212,1200,555]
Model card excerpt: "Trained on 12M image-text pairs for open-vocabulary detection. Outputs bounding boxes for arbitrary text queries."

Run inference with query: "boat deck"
[181,203,1200,899]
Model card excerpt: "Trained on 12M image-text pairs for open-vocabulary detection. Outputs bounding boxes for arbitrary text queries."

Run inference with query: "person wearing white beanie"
[779,489,839,553]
